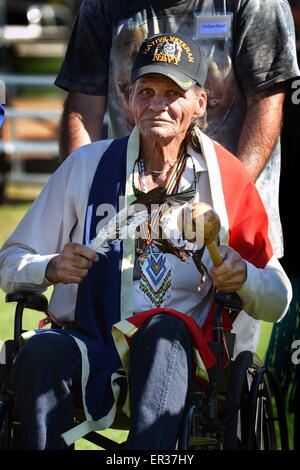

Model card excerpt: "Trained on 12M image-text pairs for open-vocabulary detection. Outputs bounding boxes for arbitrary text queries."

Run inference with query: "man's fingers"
[46,243,99,285]
[210,250,234,275]
[67,243,99,262]
[57,243,99,284]
[60,275,85,285]
[211,266,244,283]
[56,263,89,284]
[58,264,89,280]
[61,252,93,270]
[214,283,241,293]
[212,275,243,292]
[209,246,247,292]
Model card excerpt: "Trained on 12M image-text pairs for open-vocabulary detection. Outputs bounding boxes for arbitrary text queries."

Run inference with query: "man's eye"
[167,90,181,98]
[139,88,152,96]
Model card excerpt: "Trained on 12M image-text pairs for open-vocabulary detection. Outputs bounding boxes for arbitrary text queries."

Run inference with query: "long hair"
[185,86,208,152]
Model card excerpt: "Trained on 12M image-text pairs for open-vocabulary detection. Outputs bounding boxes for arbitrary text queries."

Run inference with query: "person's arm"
[236,84,285,182]
[55,1,112,160]
[232,0,299,181]
[0,140,108,294]
[59,92,107,161]
[0,157,75,293]
[0,147,88,293]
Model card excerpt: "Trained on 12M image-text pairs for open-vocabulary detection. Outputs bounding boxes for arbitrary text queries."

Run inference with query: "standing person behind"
[55,0,300,260]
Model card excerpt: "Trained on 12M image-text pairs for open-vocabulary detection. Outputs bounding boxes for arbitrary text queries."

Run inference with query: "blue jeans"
[126,314,194,450]
[11,314,193,450]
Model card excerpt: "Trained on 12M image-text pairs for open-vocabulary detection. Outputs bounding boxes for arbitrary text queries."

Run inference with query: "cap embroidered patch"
[152,40,182,65]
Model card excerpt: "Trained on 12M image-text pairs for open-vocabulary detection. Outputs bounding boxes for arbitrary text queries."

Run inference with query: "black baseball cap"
[131,33,208,90]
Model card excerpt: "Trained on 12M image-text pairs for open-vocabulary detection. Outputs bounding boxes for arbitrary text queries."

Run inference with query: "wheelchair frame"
[0,291,289,450]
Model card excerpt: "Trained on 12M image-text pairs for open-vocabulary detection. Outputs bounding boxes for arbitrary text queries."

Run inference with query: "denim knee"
[10,331,81,389]
[132,313,191,347]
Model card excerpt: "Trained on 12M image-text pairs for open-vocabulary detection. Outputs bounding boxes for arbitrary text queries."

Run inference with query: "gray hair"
[185,85,208,152]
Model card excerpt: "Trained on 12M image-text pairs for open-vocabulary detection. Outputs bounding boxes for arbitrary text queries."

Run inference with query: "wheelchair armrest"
[5,292,49,346]
[5,292,48,312]
[0,339,15,384]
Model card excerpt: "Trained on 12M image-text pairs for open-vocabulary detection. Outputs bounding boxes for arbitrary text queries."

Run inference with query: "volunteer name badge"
[194,14,232,40]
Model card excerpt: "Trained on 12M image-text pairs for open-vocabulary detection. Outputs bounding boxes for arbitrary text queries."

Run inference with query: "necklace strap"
[165,151,186,195]
[143,167,173,174]
[137,153,188,244]
[138,146,187,193]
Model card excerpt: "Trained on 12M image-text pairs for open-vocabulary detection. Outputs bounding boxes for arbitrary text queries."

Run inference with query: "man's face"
[129,75,207,141]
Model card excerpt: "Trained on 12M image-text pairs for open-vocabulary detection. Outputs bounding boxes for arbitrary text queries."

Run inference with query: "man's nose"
[148,92,168,111]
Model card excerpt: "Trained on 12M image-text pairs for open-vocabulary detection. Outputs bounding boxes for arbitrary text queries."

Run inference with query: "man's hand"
[209,245,247,293]
[45,242,99,284]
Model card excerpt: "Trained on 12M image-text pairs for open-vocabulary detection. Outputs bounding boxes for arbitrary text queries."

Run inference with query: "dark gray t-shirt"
[55,0,300,257]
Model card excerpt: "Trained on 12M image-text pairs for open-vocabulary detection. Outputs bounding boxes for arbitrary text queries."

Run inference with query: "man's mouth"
[143,117,172,123]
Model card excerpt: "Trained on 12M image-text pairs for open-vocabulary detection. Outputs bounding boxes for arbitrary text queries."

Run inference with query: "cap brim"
[132,65,197,90]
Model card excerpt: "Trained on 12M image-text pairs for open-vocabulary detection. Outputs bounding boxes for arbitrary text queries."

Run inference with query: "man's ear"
[194,89,207,118]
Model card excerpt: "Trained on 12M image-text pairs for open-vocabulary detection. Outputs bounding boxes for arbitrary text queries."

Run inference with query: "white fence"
[0,74,60,186]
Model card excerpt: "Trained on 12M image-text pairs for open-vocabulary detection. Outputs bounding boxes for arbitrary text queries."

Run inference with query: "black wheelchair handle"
[5,292,48,313]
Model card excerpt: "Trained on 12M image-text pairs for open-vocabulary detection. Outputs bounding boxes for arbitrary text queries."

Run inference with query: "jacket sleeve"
[237,255,292,323]
[55,0,111,95]
[0,155,78,293]
[234,0,300,93]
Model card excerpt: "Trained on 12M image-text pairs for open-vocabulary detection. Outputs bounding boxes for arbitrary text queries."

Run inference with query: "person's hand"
[45,242,99,284]
[209,245,247,293]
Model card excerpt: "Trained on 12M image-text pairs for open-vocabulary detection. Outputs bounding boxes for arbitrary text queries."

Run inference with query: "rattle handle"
[206,242,223,266]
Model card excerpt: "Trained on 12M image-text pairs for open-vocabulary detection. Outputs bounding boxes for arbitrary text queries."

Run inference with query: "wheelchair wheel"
[222,350,252,449]
[293,366,300,450]
[223,352,289,450]
[246,358,289,450]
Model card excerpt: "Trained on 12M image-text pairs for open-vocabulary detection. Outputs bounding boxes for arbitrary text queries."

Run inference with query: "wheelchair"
[0,291,289,450]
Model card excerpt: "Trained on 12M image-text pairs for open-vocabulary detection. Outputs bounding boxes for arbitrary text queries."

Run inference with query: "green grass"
[256,321,273,362]
[0,201,33,339]
[0,202,32,250]
[16,57,64,76]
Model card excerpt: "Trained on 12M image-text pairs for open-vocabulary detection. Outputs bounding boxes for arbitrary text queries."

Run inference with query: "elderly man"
[0,34,292,450]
